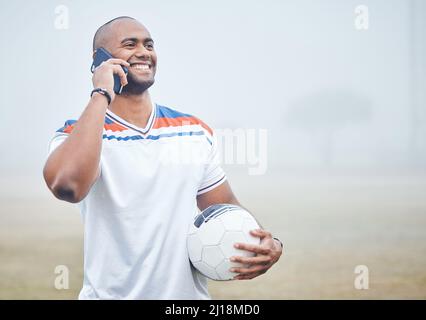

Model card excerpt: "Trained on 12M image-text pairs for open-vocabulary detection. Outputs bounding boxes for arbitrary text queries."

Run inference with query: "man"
[43,16,282,299]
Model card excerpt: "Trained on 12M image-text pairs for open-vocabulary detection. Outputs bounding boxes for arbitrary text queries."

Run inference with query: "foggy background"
[0,0,425,299]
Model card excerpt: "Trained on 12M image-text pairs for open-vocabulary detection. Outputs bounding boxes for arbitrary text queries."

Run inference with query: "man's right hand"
[92,58,130,102]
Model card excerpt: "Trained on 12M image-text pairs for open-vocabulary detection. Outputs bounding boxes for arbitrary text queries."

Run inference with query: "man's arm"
[196,181,283,280]
[43,95,108,203]
[197,181,265,227]
[43,58,129,203]
[197,181,241,211]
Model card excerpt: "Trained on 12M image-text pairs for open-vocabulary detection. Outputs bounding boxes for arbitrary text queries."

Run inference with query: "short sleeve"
[46,120,102,179]
[197,130,227,195]
[47,120,77,156]
[47,132,69,157]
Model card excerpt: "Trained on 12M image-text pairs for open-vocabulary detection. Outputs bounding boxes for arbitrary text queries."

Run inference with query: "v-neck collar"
[106,103,157,136]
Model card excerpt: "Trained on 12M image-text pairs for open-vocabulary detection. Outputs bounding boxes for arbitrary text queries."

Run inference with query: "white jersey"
[47,102,227,299]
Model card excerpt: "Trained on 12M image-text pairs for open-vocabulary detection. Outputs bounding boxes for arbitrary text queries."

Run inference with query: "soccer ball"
[187,204,260,281]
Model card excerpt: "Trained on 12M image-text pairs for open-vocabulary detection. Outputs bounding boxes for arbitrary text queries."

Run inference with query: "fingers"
[105,58,130,68]
[231,264,268,280]
[230,255,272,266]
[95,58,130,72]
[111,65,128,86]
[229,229,282,281]
[100,59,129,86]
[231,265,265,275]
[92,58,129,92]
[234,273,263,280]
[249,229,272,239]
[234,242,271,255]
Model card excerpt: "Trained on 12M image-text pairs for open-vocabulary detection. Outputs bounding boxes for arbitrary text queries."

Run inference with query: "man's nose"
[134,44,151,58]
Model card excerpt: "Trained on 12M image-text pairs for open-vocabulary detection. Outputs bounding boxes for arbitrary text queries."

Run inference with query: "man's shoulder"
[156,104,195,119]
[56,119,78,134]
[54,115,126,135]
[155,104,213,136]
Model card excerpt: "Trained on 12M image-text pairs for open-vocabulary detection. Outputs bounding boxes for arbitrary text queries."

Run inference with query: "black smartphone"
[91,47,129,95]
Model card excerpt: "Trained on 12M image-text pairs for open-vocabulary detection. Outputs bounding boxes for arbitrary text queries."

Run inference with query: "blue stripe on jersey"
[102,130,206,141]
[103,134,143,141]
[56,120,77,132]
[156,105,193,119]
[147,130,205,140]
[197,175,226,193]
[105,117,114,124]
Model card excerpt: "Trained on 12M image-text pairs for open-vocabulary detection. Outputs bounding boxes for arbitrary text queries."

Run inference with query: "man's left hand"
[230,229,283,280]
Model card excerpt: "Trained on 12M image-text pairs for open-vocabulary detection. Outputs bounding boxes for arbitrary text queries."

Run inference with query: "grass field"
[1,168,425,299]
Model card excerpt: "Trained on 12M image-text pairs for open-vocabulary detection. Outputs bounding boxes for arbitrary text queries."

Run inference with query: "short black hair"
[92,16,136,51]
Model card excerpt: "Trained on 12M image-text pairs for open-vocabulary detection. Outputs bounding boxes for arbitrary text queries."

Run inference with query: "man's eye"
[145,43,154,49]
[125,43,135,47]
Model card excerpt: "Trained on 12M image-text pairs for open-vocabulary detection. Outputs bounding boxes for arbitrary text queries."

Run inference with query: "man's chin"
[121,79,155,95]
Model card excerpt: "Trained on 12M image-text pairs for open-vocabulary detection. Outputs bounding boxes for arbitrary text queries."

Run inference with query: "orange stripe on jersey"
[61,122,127,134]
[63,125,75,134]
[153,117,213,135]
[104,122,127,132]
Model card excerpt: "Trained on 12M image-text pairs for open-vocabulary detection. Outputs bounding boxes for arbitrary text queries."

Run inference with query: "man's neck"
[108,91,153,128]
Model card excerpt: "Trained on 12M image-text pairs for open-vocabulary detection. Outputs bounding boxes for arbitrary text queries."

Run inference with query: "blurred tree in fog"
[285,90,372,167]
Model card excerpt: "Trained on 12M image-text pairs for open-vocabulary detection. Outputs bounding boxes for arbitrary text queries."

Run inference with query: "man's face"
[100,19,157,95]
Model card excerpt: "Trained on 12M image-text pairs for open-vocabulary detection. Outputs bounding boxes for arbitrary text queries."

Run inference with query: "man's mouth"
[129,63,151,72]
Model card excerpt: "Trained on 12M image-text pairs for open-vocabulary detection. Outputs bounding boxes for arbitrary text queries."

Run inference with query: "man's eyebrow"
[120,37,154,44]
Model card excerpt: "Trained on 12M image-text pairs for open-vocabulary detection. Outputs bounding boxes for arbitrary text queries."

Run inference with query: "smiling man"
[43,16,283,299]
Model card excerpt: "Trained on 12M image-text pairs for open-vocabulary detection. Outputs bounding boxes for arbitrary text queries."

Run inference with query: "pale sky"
[0,0,425,178]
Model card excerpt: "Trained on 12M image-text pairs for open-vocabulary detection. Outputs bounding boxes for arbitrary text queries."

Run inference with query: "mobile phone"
[91,47,129,95]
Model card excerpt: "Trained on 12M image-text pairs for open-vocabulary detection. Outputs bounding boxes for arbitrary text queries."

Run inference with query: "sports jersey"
[47,101,227,299]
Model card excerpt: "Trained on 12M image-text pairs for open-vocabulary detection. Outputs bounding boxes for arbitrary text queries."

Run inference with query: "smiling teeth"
[132,64,149,70]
